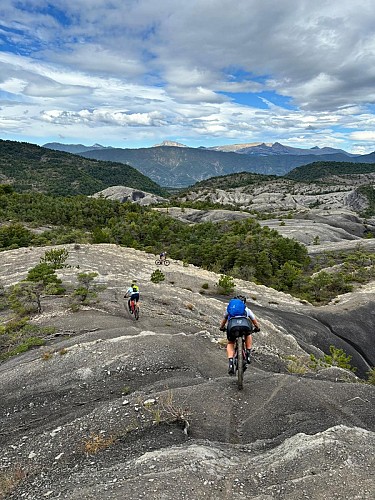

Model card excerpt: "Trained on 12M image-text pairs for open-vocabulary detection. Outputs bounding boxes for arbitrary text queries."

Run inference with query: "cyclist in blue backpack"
[220,295,260,375]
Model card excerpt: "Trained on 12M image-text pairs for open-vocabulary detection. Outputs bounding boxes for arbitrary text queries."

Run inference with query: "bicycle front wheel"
[237,337,244,390]
[163,260,170,266]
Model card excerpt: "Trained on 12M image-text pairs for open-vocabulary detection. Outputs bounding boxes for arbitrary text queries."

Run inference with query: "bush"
[40,248,69,269]
[367,367,375,385]
[0,320,55,361]
[216,274,235,295]
[151,269,165,284]
[310,346,357,373]
[70,272,104,309]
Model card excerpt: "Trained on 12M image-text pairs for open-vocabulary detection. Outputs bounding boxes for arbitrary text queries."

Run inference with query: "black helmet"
[234,295,246,304]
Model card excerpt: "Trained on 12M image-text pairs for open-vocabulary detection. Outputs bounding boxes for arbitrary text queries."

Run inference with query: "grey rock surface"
[0,244,374,499]
[92,185,168,205]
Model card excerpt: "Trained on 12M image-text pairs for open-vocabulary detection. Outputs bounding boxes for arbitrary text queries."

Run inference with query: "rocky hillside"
[91,186,168,206]
[176,176,374,214]
[0,244,374,499]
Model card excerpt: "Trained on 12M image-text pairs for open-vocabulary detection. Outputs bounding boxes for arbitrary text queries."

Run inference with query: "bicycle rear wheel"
[237,336,244,390]
[155,259,161,265]
[134,306,139,320]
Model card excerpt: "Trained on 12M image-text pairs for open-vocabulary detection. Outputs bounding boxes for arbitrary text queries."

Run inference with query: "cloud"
[0,0,374,152]
[350,131,375,141]
[40,109,166,127]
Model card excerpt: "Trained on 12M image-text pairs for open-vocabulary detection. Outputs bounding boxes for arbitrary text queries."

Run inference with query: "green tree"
[276,261,302,291]
[0,223,33,250]
[217,274,235,295]
[150,269,165,284]
[39,248,69,269]
[71,272,103,308]
[26,263,64,293]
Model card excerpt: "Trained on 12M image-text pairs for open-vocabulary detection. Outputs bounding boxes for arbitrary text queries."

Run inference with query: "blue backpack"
[227,298,246,319]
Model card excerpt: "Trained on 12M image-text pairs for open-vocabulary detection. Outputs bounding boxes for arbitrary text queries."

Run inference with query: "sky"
[0,0,375,154]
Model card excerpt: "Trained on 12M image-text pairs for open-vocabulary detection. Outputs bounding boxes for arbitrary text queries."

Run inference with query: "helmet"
[234,295,246,304]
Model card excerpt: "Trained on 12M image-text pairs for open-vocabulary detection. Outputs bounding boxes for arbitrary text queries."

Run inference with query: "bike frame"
[128,298,139,320]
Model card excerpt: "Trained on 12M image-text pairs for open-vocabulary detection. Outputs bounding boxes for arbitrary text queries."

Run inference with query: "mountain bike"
[155,258,170,266]
[128,298,139,320]
[226,316,254,390]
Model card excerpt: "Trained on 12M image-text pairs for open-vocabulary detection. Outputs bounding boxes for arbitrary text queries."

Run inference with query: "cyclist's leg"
[245,333,253,350]
[226,327,236,374]
[134,293,140,310]
[226,340,235,358]
[245,332,253,363]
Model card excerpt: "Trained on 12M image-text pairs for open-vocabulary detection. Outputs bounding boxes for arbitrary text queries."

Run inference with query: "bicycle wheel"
[237,336,244,390]
[134,306,139,320]
[155,259,161,265]
[163,260,170,266]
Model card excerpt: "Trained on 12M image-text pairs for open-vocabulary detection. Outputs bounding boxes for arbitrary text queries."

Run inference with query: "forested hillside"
[183,171,277,191]
[0,139,166,196]
[0,186,309,292]
[286,161,375,181]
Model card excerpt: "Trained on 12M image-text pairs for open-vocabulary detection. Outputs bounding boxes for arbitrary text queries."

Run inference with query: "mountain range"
[43,141,375,187]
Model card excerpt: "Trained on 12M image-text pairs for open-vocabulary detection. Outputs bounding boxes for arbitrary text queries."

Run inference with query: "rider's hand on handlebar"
[219,326,226,332]
[253,326,260,333]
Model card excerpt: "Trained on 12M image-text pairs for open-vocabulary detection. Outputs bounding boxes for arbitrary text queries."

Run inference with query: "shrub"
[82,434,116,455]
[151,269,165,284]
[324,345,356,372]
[0,321,55,361]
[310,346,357,372]
[367,367,375,385]
[201,283,209,289]
[286,355,308,375]
[40,248,69,269]
[26,263,65,294]
[0,467,26,499]
[216,274,235,295]
[70,272,104,309]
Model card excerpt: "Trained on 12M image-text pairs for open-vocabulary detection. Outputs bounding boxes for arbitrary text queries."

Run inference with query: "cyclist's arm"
[220,312,228,330]
[246,307,260,329]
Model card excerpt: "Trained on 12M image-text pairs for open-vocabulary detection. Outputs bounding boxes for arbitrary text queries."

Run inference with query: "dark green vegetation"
[286,161,375,182]
[0,139,166,196]
[2,185,375,304]
[0,186,309,287]
[185,171,277,190]
[357,185,375,217]
[0,247,105,360]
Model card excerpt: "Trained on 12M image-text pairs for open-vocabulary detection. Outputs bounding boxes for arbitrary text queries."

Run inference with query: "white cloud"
[0,0,374,152]
[350,131,375,141]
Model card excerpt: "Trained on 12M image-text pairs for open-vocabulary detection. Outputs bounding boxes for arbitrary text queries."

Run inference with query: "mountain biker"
[220,295,260,375]
[124,280,140,313]
[159,251,167,261]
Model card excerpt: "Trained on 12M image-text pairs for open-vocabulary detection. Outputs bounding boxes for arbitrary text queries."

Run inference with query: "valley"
[0,139,374,499]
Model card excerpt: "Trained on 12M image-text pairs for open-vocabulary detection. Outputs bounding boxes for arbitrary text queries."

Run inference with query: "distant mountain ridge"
[44,140,355,157]
[43,142,113,154]
[39,140,375,187]
[234,141,356,157]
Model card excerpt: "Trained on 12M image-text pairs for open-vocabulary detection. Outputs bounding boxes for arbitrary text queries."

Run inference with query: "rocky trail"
[0,244,374,499]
